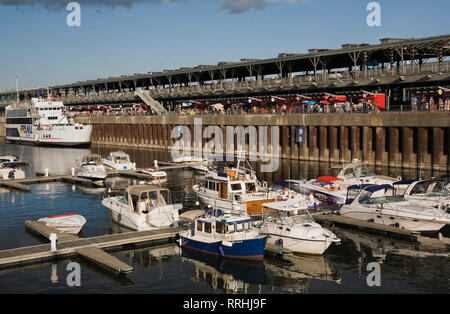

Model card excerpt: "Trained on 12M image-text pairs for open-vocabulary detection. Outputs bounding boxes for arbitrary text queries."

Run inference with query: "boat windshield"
[344,165,375,178]
[289,215,315,225]
[360,195,405,205]
[410,181,450,197]
[159,190,170,205]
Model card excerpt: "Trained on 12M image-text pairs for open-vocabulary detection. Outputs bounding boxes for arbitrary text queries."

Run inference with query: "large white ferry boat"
[5,97,92,146]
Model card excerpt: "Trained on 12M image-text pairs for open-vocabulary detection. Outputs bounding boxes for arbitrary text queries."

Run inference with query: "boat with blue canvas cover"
[178,210,266,261]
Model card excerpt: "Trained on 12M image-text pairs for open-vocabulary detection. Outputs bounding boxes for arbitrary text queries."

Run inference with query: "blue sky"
[0,0,449,89]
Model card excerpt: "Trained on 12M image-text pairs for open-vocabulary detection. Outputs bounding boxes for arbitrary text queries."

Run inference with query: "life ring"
[262,181,268,188]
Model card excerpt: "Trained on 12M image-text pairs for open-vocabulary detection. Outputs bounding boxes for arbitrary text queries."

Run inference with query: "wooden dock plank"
[0,180,31,192]
[76,246,133,274]
[0,227,179,271]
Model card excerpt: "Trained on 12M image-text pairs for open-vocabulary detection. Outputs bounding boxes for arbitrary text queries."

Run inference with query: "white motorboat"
[393,179,450,211]
[75,154,107,181]
[102,185,182,231]
[5,97,92,146]
[293,176,347,205]
[103,151,136,171]
[0,161,26,180]
[258,199,340,255]
[139,168,168,184]
[0,155,20,163]
[330,159,399,186]
[37,213,87,234]
[171,155,209,172]
[339,184,450,233]
[192,156,281,216]
[178,210,266,261]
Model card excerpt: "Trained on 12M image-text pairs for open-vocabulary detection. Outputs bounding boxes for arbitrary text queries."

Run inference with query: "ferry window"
[231,183,241,191]
[80,127,83,130]
[244,222,249,230]
[204,223,212,233]
[227,224,235,233]
[216,222,226,234]
[236,223,243,232]
[197,221,203,232]
[209,181,215,190]
[75,127,79,130]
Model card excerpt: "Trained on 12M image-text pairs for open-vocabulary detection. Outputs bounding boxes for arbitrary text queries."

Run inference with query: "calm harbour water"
[0,142,449,294]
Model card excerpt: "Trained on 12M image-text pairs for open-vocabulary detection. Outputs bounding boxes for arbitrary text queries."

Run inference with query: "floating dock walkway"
[0,164,193,192]
[312,212,420,241]
[0,221,179,275]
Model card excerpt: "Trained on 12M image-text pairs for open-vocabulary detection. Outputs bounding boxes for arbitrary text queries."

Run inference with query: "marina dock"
[312,212,420,241]
[0,221,179,275]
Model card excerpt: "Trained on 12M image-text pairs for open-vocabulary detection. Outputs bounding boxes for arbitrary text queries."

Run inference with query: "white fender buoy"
[45,168,49,177]
[49,233,57,252]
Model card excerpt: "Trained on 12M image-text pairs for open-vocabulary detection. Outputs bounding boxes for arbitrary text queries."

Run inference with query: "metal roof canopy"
[3,34,446,95]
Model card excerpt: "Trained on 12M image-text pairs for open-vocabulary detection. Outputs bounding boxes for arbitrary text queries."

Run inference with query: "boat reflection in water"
[180,247,341,293]
[264,255,341,293]
[180,249,265,294]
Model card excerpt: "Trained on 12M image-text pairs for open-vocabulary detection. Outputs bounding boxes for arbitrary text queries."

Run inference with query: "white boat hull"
[37,213,87,234]
[260,221,339,255]
[0,169,25,180]
[266,234,333,255]
[340,208,449,232]
[6,124,92,146]
[102,197,180,231]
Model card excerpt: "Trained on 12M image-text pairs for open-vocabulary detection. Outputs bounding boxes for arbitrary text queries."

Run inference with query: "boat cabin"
[105,151,131,164]
[344,184,375,204]
[393,179,450,197]
[352,184,404,205]
[80,154,103,165]
[194,215,254,238]
[123,185,172,214]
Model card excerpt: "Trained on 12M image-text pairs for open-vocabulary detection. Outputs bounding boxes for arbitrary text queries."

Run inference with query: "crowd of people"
[65,94,450,117]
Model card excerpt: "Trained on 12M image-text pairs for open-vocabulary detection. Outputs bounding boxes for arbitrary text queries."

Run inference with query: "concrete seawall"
[76,112,450,171]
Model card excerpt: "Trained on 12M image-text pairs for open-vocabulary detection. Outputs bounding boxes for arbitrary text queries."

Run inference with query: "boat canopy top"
[81,154,103,164]
[317,176,343,183]
[347,184,375,191]
[126,185,169,197]
[364,184,394,193]
[392,179,417,186]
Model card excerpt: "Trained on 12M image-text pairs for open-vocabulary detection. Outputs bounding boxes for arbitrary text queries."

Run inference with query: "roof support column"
[438,47,443,73]
[309,57,319,82]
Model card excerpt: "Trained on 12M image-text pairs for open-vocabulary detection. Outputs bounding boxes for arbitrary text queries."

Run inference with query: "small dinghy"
[37,213,87,234]
[139,168,168,184]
